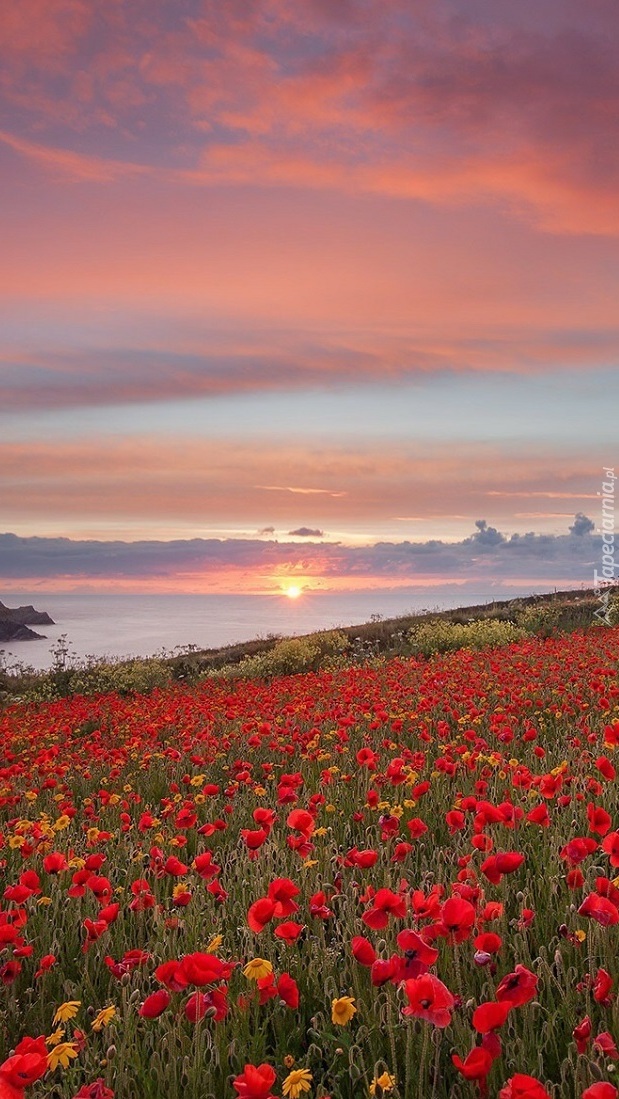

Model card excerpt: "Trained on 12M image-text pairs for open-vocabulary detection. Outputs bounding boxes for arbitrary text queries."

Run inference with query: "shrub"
[407,617,526,657]
[205,630,349,680]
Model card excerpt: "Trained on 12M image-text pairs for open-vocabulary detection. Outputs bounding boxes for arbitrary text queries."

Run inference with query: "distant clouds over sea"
[0,520,600,594]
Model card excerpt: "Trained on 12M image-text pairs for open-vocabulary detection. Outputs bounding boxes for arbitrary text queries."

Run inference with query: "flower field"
[2,627,619,1099]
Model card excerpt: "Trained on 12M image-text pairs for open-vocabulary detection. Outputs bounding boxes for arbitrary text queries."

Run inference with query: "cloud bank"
[0,518,601,593]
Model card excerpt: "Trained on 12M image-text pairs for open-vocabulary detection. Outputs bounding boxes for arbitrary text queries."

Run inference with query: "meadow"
[1,614,619,1099]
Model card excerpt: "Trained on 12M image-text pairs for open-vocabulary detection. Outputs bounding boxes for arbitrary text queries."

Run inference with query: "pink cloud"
[1,1,618,232]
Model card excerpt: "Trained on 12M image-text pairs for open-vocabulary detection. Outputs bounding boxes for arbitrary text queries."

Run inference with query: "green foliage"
[0,651,173,703]
[407,616,526,657]
[205,630,349,681]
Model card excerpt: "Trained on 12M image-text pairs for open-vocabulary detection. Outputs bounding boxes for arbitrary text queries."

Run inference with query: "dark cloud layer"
[0,518,602,587]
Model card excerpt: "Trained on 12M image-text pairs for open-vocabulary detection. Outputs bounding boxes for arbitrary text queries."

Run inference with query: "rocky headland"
[0,601,54,642]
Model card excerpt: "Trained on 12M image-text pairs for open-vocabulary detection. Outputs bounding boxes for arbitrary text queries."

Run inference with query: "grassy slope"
[168,586,602,677]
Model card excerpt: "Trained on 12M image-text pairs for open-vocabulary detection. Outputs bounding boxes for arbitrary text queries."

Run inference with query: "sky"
[1,0,617,595]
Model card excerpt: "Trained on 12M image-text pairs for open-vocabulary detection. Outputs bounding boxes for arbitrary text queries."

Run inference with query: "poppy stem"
[417,1022,430,1099]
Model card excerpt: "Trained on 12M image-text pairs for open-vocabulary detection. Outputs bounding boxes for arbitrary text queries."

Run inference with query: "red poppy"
[72,1079,115,1099]
[402,973,456,1028]
[481,852,525,885]
[495,965,538,1007]
[274,921,304,943]
[362,888,407,929]
[267,878,300,917]
[184,987,228,1022]
[472,1001,511,1033]
[179,952,231,986]
[440,896,476,943]
[241,829,269,857]
[446,810,466,834]
[232,1063,278,1099]
[343,847,378,869]
[42,852,69,874]
[560,838,599,865]
[474,932,502,955]
[593,967,614,1005]
[247,898,276,933]
[594,1032,619,1059]
[498,1074,551,1099]
[193,851,221,879]
[162,855,188,877]
[587,803,613,836]
[596,756,617,781]
[452,1046,493,1082]
[578,894,619,926]
[154,960,189,991]
[582,1085,619,1099]
[139,990,171,1018]
[526,804,551,828]
[34,953,56,979]
[601,832,619,867]
[82,918,109,951]
[0,1036,48,1098]
[286,809,314,837]
[573,1015,592,1053]
[351,936,377,967]
[276,972,299,1009]
[410,886,444,920]
[309,891,332,919]
[396,929,439,977]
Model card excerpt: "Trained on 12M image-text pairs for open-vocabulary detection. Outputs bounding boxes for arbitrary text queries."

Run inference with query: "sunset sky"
[1,0,617,594]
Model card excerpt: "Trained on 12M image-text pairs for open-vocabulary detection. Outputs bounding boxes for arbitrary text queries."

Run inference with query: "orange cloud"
[0,435,601,534]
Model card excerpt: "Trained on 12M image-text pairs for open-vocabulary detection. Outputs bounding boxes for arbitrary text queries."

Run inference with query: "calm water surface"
[2,586,549,670]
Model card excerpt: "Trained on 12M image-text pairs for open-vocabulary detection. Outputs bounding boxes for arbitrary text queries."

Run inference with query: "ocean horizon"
[0,584,571,672]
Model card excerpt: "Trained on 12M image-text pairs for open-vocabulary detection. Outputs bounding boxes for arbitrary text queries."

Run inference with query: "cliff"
[0,601,54,642]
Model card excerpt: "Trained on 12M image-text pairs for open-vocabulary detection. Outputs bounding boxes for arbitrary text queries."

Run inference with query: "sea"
[1,586,551,671]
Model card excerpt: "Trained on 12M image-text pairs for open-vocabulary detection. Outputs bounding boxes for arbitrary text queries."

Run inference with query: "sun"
[284,585,303,599]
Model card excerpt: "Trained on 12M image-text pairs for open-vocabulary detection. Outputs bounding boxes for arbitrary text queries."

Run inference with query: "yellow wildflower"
[53,1001,81,1025]
[54,815,71,831]
[370,1072,396,1095]
[331,996,357,1026]
[91,1006,116,1031]
[243,958,273,981]
[47,1042,79,1071]
[172,882,191,901]
[282,1067,313,1098]
[45,1028,65,1047]
[206,934,223,953]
